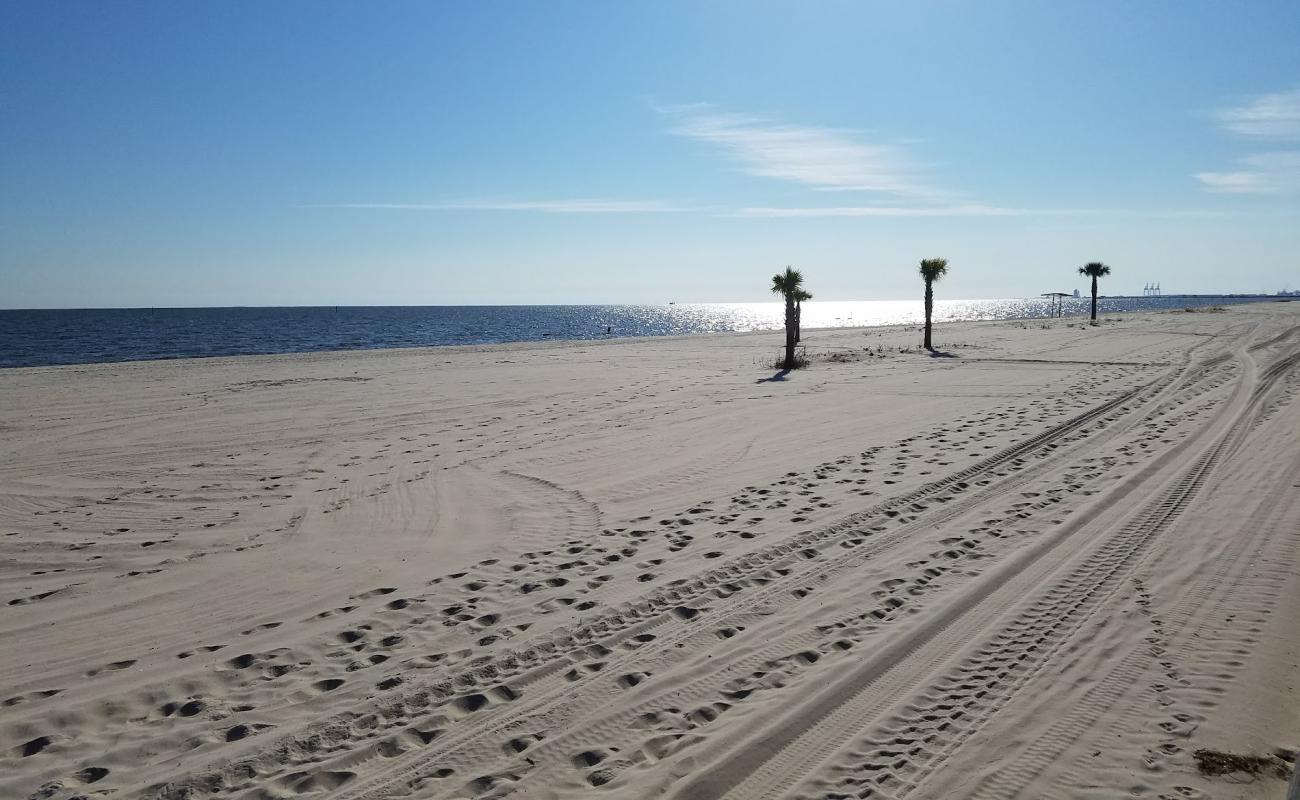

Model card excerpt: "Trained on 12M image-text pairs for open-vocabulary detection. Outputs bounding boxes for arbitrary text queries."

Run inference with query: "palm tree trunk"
[923,280,934,350]
[795,299,802,343]
[784,294,796,369]
[1090,276,1098,321]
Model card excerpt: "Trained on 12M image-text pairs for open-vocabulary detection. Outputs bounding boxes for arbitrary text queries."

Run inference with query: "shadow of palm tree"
[756,369,792,383]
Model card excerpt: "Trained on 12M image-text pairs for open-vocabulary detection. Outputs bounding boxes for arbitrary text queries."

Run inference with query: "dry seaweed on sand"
[1192,748,1293,781]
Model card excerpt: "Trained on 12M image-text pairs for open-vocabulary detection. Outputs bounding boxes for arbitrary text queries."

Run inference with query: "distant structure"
[1143,282,1162,296]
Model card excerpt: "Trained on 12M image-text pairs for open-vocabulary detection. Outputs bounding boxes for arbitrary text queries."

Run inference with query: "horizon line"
[2,293,1289,313]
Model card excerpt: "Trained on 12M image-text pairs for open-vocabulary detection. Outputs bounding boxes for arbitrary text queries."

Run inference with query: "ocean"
[0,296,1283,369]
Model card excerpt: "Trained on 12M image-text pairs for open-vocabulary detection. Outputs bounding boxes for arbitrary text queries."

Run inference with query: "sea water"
[0,296,1282,368]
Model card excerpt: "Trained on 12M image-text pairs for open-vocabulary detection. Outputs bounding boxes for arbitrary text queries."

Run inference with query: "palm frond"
[919,258,949,283]
[770,265,805,296]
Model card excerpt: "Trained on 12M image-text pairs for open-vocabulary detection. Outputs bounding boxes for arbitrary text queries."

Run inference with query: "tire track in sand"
[685,341,1281,800]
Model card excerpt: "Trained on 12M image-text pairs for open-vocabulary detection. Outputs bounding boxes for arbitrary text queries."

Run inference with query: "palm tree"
[919,258,949,350]
[1078,261,1111,323]
[771,266,804,369]
[794,288,813,343]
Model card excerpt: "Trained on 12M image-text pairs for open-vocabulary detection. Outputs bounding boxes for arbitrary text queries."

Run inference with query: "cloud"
[733,204,1023,218]
[304,199,694,213]
[734,206,1251,219]
[1198,88,1300,193]
[665,107,931,196]
[307,200,1247,220]
[1195,151,1300,194]
[1212,88,1300,139]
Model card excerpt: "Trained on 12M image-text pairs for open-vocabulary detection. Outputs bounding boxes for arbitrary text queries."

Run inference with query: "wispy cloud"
[1211,87,1300,139]
[306,200,1246,219]
[1198,88,1300,194]
[1195,151,1300,194]
[732,206,1246,219]
[303,199,695,213]
[663,106,932,197]
[733,204,1023,218]
[304,199,696,213]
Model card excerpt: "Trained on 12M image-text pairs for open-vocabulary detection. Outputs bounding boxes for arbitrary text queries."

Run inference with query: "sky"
[2,1,1299,308]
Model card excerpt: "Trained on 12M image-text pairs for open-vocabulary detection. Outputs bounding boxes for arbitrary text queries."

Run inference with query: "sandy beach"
[2,303,1298,800]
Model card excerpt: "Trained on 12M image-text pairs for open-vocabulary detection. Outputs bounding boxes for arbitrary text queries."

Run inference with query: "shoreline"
[4,299,1290,374]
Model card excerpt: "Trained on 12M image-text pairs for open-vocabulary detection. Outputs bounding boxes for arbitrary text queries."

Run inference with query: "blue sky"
[2,1,1299,307]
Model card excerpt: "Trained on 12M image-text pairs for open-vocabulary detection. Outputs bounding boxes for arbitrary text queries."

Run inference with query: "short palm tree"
[1078,261,1111,322]
[794,288,812,343]
[919,258,949,350]
[770,266,804,369]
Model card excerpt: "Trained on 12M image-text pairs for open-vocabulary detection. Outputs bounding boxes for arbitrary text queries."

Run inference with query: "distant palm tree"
[919,258,949,350]
[771,266,805,369]
[1078,261,1111,322]
[794,288,813,343]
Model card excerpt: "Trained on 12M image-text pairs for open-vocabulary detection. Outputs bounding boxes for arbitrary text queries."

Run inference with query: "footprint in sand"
[85,659,136,677]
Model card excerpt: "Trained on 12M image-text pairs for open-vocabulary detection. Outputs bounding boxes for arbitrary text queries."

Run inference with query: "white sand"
[2,303,1298,800]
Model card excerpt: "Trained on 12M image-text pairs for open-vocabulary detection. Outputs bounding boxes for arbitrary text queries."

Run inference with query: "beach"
[1,302,1297,799]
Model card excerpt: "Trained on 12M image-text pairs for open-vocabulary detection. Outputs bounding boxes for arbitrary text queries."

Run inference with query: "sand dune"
[2,305,1298,799]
